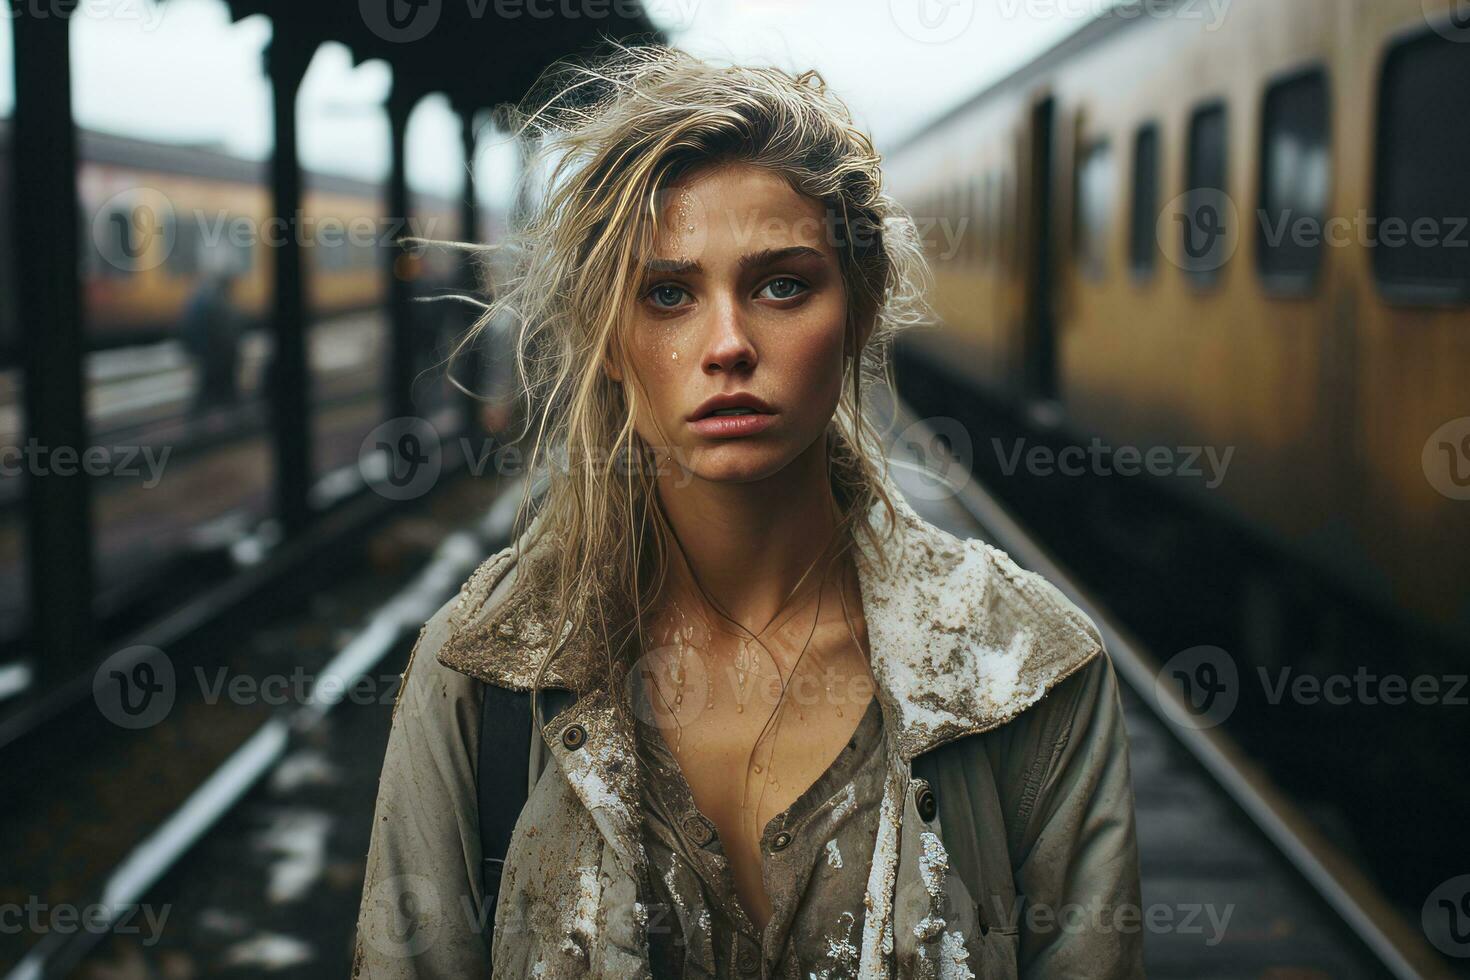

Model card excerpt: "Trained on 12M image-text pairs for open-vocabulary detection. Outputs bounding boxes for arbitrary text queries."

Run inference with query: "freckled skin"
[604,161,849,484]
[603,163,878,933]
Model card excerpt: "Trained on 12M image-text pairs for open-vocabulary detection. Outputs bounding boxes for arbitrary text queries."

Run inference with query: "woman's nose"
[701,297,758,375]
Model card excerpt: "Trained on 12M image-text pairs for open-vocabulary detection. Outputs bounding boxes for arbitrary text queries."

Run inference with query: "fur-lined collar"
[437,465,1102,762]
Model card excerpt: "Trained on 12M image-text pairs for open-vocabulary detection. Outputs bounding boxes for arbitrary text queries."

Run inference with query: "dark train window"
[1374,26,1470,303]
[1184,101,1230,285]
[1129,123,1160,277]
[167,211,202,277]
[1258,68,1330,293]
[94,205,135,278]
[1074,138,1114,280]
[980,172,994,266]
[967,173,982,263]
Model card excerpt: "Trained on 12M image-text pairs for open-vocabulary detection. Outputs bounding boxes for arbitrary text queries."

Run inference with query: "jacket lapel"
[437,465,1104,762]
[849,470,1104,763]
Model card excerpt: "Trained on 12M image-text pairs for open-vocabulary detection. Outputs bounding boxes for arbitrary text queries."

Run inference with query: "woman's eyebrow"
[739,245,825,270]
[641,245,826,279]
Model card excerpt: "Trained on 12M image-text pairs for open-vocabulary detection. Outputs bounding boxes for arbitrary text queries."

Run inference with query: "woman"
[354,43,1143,979]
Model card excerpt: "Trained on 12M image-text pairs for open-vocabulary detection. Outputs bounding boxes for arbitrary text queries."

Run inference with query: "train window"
[998,171,1013,263]
[1184,101,1230,286]
[1129,124,1160,277]
[1258,68,1330,293]
[93,204,137,278]
[991,172,1005,266]
[979,172,993,266]
[1074,138,1114,281]
[1374,26,1470,303]
[167,211,203,278]
[967,173,982,263]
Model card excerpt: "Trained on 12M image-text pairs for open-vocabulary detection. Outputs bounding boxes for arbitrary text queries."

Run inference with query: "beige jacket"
[353,471,1145,978]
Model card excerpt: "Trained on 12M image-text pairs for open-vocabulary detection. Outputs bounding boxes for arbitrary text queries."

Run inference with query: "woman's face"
[607,162,851,485]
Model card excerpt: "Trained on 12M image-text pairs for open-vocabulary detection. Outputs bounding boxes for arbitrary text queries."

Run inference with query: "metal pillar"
[458,105,484,435]
[266,31,314,534]
[11,0,95,682]
[384,84,416,425]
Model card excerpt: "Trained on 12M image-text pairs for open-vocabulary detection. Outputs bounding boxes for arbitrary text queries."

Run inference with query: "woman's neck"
[653,439,846,632]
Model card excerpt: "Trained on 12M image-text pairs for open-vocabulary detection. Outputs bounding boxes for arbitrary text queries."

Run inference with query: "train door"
[1023,94,1059,402]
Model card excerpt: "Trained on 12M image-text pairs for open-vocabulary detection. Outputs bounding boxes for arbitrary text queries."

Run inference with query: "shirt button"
[680,812,713,846]
[770,830,792,851]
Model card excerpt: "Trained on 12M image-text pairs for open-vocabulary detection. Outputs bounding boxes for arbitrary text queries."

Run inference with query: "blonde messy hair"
[448,41,935,725]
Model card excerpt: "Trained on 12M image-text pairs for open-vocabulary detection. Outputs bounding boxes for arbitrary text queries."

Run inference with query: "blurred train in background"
[888,0,1469,651]
[0,118,461,359]
[887,0,1469,914]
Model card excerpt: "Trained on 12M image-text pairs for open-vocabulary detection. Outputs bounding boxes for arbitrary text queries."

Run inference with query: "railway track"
[883,397,1451,979]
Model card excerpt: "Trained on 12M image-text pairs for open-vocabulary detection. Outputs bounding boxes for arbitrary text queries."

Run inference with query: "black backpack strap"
[477,681,533,937]
[476,681,577,943]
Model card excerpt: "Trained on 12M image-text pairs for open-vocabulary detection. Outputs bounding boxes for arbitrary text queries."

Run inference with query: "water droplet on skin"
[671,351,678,360]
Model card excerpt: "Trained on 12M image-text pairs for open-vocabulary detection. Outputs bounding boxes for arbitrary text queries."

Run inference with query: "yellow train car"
[72,130,419,347]
[888,0,1470,641]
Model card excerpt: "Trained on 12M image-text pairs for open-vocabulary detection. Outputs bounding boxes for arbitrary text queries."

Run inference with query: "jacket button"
[681,812,714,846]
[561,723,586,750]
[736,943,760,973]
[770,830,792,851]
[916,784,937,822]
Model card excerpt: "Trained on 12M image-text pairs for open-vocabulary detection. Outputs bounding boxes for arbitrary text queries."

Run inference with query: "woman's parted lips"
[687,391,776,420]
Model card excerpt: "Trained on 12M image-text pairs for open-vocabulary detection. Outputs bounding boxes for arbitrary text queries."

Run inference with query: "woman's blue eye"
[760,277,806,300]
[648,284,688,309]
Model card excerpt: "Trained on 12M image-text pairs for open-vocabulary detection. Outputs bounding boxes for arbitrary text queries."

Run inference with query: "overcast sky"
[0,0,1114,206]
